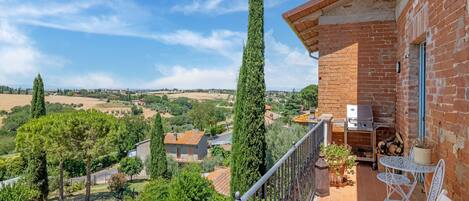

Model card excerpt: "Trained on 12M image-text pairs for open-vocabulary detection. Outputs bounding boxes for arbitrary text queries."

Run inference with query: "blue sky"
[0,0,318,90]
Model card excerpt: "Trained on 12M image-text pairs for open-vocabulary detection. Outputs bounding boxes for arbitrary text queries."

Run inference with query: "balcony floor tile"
[317,164,426,201]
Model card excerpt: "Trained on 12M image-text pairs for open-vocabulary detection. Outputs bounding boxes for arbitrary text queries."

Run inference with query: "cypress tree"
[149,113,167,179]
[29,74,49,200]
[231,0,266,196]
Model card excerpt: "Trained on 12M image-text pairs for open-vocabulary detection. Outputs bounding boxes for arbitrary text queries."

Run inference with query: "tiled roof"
[206,167,231,196]
[164,130,205,145]
[293,113,317,123]
[282,0,339,52]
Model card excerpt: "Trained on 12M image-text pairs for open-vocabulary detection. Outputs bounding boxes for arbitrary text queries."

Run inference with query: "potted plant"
[412,138,433,165]
[320,144,356,186]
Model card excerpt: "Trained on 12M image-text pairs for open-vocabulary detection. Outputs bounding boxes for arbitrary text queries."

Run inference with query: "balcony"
[235,117,427,201]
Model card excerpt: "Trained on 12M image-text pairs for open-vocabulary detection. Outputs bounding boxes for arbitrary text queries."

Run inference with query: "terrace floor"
[318,163,426,201]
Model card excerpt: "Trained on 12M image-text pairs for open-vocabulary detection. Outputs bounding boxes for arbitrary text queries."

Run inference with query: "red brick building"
[284,0,468,200]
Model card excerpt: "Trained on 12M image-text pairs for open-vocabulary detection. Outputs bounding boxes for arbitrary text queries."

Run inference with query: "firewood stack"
[377,132,404,156]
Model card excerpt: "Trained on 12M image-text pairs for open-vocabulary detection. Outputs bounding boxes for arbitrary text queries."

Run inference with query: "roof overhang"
[282,0,340,53]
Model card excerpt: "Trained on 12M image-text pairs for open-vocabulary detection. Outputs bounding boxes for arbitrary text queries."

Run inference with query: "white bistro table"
[378,156,436,201]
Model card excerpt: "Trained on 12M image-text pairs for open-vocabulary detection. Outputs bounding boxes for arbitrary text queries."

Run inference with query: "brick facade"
[318,21,397,125]
[285,0,469,199]
[396,1,469,200]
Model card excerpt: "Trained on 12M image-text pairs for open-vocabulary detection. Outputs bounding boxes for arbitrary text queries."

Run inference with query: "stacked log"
[377,132,404,156]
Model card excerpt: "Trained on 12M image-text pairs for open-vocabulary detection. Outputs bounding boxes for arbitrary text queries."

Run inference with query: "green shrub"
[137,178,170,201]
[91,153,119,172]
[108,173,128,201]
[201,156,223,173]
[0,134,15,155]
[168,165,215,201]
[0,182,39,201]
[64,180,85,195]
[208,125,225,136]
[0,154,25,181]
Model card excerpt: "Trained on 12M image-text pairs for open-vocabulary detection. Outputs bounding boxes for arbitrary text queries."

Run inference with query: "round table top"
[379,156,435,173]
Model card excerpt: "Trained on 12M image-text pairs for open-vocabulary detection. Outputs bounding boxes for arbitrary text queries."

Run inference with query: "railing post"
[319,114,333,145]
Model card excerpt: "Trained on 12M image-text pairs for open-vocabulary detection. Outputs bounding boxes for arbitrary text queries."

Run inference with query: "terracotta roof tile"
[207,168,231,196]
[164,130,205,145]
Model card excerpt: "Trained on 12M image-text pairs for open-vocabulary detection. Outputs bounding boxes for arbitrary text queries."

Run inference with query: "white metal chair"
[437,190,451,201]
[427,159,445,201]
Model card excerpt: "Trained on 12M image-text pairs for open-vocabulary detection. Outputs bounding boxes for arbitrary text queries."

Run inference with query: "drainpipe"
[309,51,319,60]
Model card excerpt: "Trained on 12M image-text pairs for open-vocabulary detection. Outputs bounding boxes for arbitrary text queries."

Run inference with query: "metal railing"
[235,120,325,201]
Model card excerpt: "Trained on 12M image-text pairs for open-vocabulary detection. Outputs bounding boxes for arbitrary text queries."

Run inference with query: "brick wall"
[318,21,397,125]
[396,0,469,200]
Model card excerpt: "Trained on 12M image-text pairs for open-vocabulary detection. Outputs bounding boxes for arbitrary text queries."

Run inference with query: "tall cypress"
[29,74,49,200]
[149,113,167,179]
[231,0,266,196]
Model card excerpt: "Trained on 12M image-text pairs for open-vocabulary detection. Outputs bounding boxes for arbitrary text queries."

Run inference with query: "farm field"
[150,92,231,101]
[0,94,159,119]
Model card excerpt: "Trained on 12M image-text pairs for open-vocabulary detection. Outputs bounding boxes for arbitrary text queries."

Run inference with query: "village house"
[278,0,469,200]
[135,130,208,165]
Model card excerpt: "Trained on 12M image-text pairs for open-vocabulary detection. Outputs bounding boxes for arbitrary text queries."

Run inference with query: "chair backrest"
[437,190,452,201]
[427,159,445,201]
[408,146,414,161]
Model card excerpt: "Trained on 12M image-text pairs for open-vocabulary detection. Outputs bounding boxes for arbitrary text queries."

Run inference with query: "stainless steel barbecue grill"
[344,104,377,168]
[346,104,374,132]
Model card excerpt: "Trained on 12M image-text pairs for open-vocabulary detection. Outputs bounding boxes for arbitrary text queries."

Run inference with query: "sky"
[0,0,318,90]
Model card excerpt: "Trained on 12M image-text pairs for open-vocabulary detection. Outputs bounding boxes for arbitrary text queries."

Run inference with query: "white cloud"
[264,31,317,90]
[0,20,65,86]
[49,73,120,89]
[146,65,236,89]
[171,0,287,15]
[0,1,244,59]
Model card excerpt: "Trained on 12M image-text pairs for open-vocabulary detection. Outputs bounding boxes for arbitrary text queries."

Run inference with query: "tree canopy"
[149,113,167,179]
[299,84,318,110]
[231,0,266,196]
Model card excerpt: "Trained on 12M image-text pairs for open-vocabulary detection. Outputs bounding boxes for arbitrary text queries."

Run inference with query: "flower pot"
[413,146,432,165]
[329,164,346,186]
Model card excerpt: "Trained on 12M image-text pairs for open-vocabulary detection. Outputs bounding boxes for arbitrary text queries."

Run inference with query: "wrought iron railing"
[235,120,325,201]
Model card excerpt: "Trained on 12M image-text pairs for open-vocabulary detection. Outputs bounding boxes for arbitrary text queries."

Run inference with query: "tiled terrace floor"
[318,164,426,201]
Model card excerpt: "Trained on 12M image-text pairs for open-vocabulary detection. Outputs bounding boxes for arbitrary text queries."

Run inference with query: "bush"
[201,156,224,173]
[265,122,309,168]
[0,155,25,181]
[108,173,128,201]
[137,178,170,201]
[0,182,39,201]
[118,157,143,181]
[91,153,119,172]
[64,180,85,195]
[208,125,225,136]
[145,156,179,179]
[168,165,216,201]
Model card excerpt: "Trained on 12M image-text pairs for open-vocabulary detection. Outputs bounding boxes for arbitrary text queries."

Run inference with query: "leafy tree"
[282,92,302,118]
[116,116,148,158]
[188,102,225,130]
[299,84,318,110]
[118,157,143,181]
[149,113,167,179]
[131,105,143,116]
[168,165,216,201]
[231,0,266,196]
[52,110,120,201]
[26,74,48,201]
[137,178,170,201]
[265,122,308,168]
[31,74,46,119]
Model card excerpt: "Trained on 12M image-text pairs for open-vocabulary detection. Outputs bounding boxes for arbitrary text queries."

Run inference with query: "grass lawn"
[48,179,148,201]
